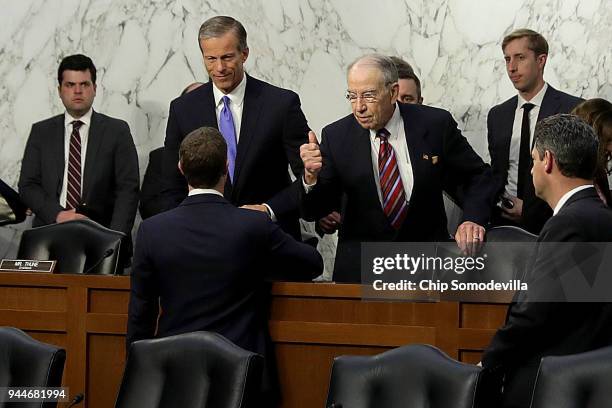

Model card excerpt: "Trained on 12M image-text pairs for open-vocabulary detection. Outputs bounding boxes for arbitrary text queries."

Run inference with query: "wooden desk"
[0,273,508,408]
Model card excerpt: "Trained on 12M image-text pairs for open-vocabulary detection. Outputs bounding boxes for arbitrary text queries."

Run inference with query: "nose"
[214,59,226,72]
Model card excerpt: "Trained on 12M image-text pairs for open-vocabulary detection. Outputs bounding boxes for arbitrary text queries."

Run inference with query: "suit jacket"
[0,178,27,226]
[162,75,310,239]
[18,111,140,256]
[487,85,583,233]
[127,193,323,396]
[139,147,165,220]
[303,103,493,282]
[482,188,612,408]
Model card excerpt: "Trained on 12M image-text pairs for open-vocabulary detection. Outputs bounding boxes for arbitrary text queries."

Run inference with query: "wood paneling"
[0,274,509,408]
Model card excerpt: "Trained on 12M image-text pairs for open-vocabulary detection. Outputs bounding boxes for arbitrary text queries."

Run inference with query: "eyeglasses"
[345,90,380,104]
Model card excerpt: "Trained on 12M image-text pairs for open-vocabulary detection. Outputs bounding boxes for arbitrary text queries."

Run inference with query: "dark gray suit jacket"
[487,85,583,234]
[18,111,139,239]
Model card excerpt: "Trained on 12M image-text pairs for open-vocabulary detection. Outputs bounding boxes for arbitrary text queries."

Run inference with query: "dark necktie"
[517,102,535,199]
[66,120,84,209]
[218,96,237,183]
[377,128,408,230]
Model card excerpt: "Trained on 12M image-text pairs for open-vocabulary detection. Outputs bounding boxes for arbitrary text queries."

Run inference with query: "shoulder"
[488,96,517,117]
[170,82,212,111]
[31,114,63,130]
[248,75,300,101]
[545,86,583,109]
[93,111,130,132]
[322,113,357,136]
[398,103,456,131]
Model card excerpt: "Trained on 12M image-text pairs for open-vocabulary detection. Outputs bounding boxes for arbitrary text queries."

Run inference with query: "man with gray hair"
[163,16,310,240]
[482,114,612,408]
[299,54,493,282]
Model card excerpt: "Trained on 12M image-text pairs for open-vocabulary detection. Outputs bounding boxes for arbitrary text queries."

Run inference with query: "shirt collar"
[369,103,402,139]
[518,82,548,108]
[64,108,93,128]
[188,188,224,197]
[553,184,593,215]
[213,74,247,109]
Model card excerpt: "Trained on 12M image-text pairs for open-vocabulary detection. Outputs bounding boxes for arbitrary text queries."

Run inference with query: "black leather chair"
[16,219,124,275]
[325,344,482,408]
[115,331,263,408]
[482,225,537,281]
[0,327,66,408]
[529,345,612,408]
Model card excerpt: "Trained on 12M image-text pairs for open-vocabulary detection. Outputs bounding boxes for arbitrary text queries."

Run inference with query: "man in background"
[487,29,582,233]
[19,54,139,266]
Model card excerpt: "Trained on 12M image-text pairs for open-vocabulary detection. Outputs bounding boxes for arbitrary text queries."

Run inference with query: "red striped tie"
[66,120,83,210]
[377,128,408,230]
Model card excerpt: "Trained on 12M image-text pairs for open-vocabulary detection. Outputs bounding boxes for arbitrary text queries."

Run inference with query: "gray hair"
[533,114,599,179]
[198,16,248,51]
[347,54,399,87]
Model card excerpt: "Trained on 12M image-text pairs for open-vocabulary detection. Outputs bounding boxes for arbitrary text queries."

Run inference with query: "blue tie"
[218,95,237,183]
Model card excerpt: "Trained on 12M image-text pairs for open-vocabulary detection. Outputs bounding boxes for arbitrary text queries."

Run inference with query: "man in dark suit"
[128,127,322,402]
[300,54,493,282]
[482,114,612,408]
[0,178,27,226]
[18,54,139,265]
[163,16,309,239]
[487,29,582,234]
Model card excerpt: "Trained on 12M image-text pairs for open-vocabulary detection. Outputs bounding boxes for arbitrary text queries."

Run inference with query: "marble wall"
[1,0,610,268]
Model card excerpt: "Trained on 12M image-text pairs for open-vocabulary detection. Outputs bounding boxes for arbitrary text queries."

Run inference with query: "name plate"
[0,259,56,273]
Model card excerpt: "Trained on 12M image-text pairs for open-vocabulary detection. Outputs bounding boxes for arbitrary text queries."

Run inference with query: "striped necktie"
[66,120,83,209]
[377,128,408,230]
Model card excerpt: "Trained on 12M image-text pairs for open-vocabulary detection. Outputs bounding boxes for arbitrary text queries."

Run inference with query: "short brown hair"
[502,28,549,56]
[572,98,612,126]
[179,127,227,188]
[198,16,248,51]
[389,56,421,98]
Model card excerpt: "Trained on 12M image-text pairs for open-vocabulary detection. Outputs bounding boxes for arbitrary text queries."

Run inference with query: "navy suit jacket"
[162,75,310,239]
[482,188,612,408]
[303,103,493,282]
[18,111,140,261]
[127,193,322,393]
[487,85,583,233]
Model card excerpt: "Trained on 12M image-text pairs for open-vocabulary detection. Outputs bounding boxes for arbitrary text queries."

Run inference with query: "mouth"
[510,76,521,82]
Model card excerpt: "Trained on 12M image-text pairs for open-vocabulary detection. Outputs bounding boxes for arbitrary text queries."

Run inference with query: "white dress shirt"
[505,83,548,198]
[188,188,224,197]
[553,184,593,216]
[212,75,246,140]
[59,108,93,208]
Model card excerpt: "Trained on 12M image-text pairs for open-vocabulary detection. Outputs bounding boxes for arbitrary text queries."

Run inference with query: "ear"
[544,150,554,173]
[389,82,399,102]
[537,53,547,70]
[241,46,249,63]
[178,160,184,176]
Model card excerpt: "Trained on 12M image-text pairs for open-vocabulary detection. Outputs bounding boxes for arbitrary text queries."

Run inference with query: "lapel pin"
[432,156,439,164]
[422,154,429,160]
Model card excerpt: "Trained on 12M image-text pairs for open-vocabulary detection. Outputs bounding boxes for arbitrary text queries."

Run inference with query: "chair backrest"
[530,346,612,408]
[0,327,66,408]
[482,225,538,281]
[115,331,263,408]
[16,219,124,275]
[325,344,481,408]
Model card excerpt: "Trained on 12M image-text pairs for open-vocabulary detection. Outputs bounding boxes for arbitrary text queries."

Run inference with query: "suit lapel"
[200,84,218,129]
[497,97,518,174]
[83,111,104,200]
[233,75,262,195]
[400,106,429,204]
[538,86,561,122]
[52,115,66,197]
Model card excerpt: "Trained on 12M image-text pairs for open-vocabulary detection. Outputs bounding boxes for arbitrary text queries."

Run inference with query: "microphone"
[83,249,114,274]
[67,393,84,407]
